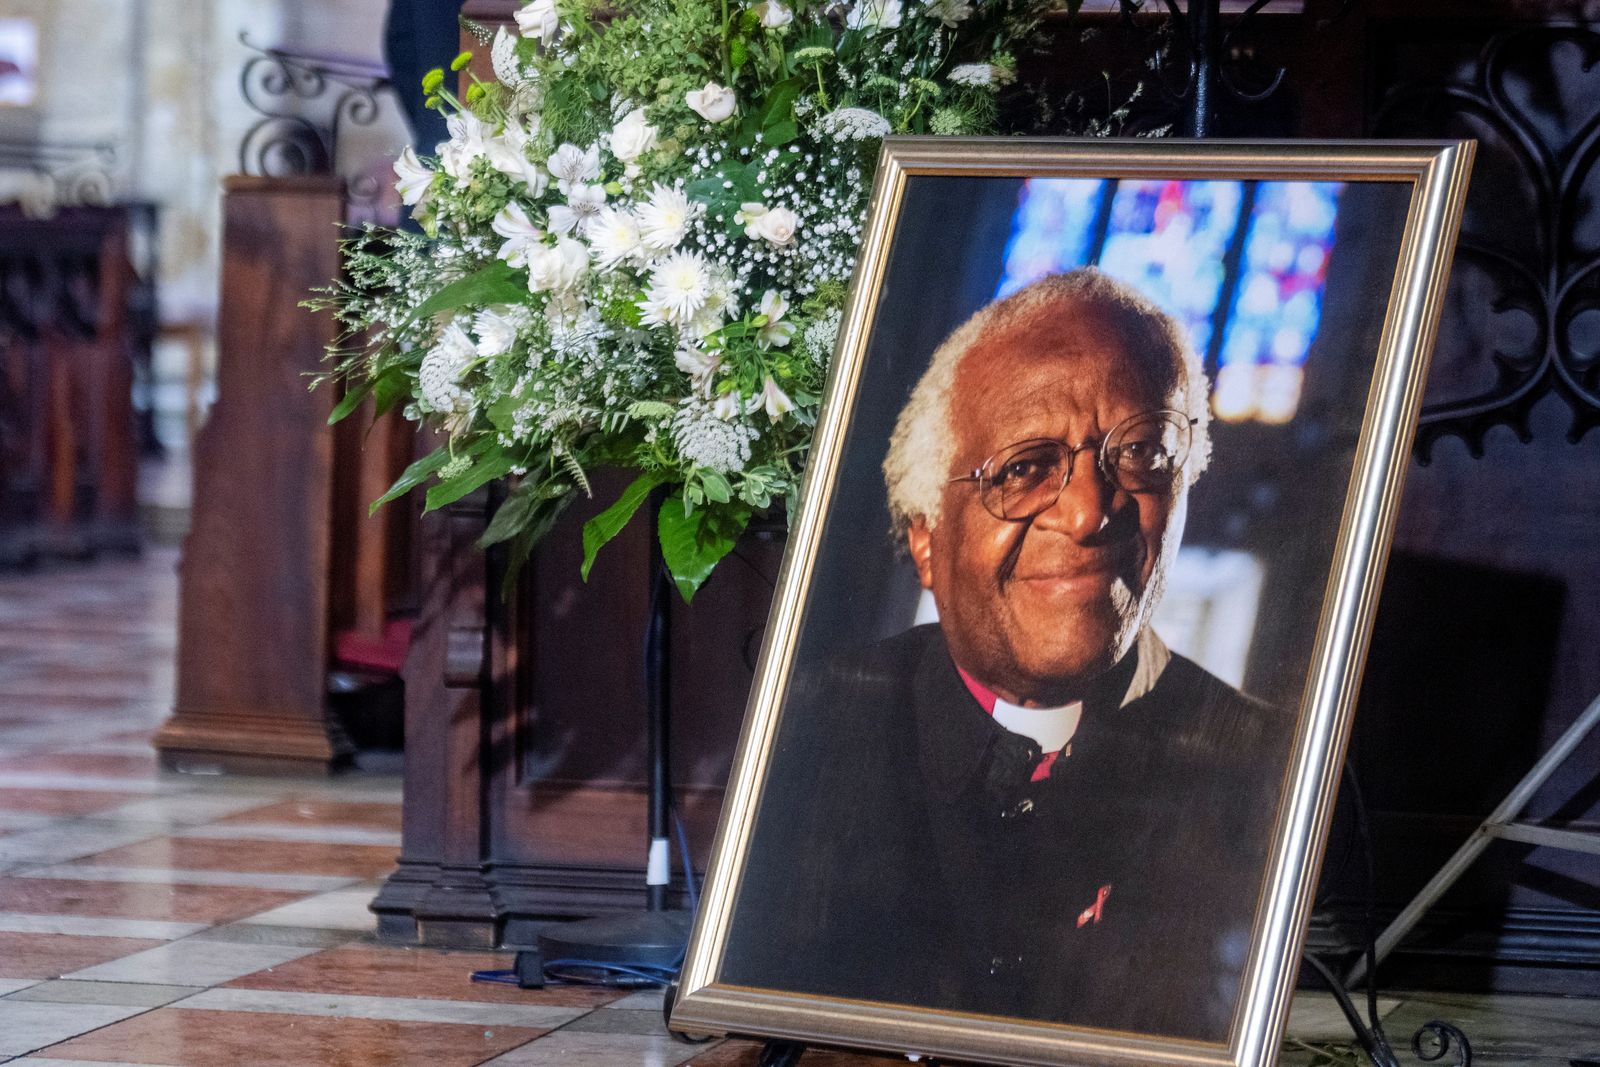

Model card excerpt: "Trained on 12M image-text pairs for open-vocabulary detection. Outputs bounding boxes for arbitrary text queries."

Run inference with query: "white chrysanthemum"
[846,0,903,30]
[636,183,698,250]
[672,403,757,474]
[419,321,477,414]
[587,206,643,268]
[473,306,524,357]
[815,106,892,141]
[641,250,712,326]
[922,0,972,26]
[393,146,433,206]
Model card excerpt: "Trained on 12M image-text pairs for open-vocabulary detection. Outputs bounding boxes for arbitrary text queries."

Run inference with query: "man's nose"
[1032,450,1116,540]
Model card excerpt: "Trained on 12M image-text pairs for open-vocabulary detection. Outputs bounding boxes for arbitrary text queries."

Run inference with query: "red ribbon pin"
[1077,884,1113,928]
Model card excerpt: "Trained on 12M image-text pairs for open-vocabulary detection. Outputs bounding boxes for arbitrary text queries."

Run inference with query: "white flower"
[803,308,842,365]
[491,27,526,87]
[641,250,711,326]
[733,201,767,233]
[587,206,644,268]
[948,63,1013,88]
[675,347,722,395]
[637,183,698,250]
[492,202,544,267]
[474,307,522,357]
[486,120,550,196]
[438,112,491,185]
[712,391,743,421]
[757,290,796,348]
[547,204,578,235]
[759,375,794,421]
[685,81,737,123]
[546,142,601,195]
[565,183,608,234]
[754,0,793,27]
[673,402,756,473]
[609,108,659,165]
[750,205,800,247]
[393,146,433,206]
[922,0,972,26]
[690,271,738,337]
[420,322,477,414]
[527,236,590,293]
[514,0,559,42]
[815,106,892,141]
[846,0,903,30]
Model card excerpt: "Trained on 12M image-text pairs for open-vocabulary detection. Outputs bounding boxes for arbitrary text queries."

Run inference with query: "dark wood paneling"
[156,176,353,774]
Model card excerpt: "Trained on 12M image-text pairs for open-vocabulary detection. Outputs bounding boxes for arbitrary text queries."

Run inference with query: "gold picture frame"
[670,137,1474,1067]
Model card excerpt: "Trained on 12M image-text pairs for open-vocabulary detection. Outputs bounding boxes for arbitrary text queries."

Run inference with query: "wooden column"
[156,176,353,774]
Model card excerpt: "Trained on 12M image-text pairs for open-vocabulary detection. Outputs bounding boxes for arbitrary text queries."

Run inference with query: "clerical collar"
[954,628,1172,751]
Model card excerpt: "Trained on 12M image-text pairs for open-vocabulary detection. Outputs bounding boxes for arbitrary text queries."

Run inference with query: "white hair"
[882,268,1211,538]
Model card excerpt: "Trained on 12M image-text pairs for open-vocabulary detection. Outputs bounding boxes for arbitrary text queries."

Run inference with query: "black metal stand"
[533,493,691,979]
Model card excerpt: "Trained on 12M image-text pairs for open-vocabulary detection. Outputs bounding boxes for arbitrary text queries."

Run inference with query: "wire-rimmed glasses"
[950,409,1197,523]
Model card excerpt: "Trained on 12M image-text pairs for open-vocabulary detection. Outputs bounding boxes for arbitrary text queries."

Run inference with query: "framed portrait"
[669,138,1474,1067]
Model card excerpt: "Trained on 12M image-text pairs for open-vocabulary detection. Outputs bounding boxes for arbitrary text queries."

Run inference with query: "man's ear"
[906,518,934,589]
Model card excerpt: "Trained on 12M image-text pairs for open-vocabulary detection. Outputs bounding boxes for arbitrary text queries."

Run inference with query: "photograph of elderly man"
[717,173,1414,1044]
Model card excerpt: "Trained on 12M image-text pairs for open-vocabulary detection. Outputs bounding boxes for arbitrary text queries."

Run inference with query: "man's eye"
[995,458,1042,484]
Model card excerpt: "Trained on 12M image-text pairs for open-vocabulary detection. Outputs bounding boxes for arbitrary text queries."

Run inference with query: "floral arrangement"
[319,0,1066,600]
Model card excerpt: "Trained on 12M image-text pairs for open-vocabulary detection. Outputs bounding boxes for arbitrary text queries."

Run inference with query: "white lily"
[393,146,433,206]
[492,203,545,268]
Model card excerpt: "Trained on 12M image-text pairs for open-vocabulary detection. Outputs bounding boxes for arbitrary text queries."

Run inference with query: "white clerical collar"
[992,698,1083,753]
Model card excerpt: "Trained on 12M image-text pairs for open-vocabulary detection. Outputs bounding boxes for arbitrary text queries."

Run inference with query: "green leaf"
[327,379,373,425]
[423,443,517,512]
[580,471,665,581]
[700,470,732,504]
[658,494,751,602]
[370,445,453,515]
[408,260,525,324]
[371,370,412,418]
[480,478,575,548]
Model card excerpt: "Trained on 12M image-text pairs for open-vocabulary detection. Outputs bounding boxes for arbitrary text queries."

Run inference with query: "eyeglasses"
[950,409,1197,522]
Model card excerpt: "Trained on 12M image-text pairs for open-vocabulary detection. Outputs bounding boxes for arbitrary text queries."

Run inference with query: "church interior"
[0,0,1597,1064]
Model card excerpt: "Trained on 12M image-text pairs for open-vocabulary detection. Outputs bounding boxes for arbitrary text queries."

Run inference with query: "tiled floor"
[0,550,1595,1065]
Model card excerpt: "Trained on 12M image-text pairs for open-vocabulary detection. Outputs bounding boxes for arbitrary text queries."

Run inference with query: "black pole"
[1188,0,1220,138]
[645,491,672,912]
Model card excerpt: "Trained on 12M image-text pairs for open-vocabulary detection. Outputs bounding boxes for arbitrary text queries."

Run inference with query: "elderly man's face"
[906,299,1189,706]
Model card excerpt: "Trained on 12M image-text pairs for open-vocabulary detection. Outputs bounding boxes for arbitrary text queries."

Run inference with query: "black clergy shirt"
[719,623,1293,1043]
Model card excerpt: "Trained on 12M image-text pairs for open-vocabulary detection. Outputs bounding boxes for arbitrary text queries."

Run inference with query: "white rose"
[609,108,659,164]
[527,236,590,293]
[755,1,794,27]
[514,0,560,42]
[751,206,800,247]
[685,82,737,124]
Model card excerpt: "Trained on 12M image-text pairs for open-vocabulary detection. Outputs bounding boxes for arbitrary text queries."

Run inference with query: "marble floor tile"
[223,944,626,1007]
[174,823,402,847]
[480,1030,704,1066]
[234,887,377,931]
[0,1001,150,1057]
[0,977,41,995]
[0,912,204,940]
[5,980,203,1007]
[0,932,166,980]
[64,939,323,985]
[90,796,277,827]
[0,753,161,779]
[21,865,360,893]
[188,923,361,948]
[604,989,668,1011]
[218,799,402,832]
[560,1008,675,1036]
[39,1007,546,1067]
[0,877,307,924]
[682,1041,894,1066]
[174,986,588,1027]
[1285,991,1399,1041]
[0,774,170,796]
[10,1059,185,1067]
[0,823,170,866]
[0,810,58,831]
[78,837,398,878]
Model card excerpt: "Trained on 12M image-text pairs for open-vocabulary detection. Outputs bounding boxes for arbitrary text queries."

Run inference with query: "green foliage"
[580,471,665,580]
[658,489,751,602]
